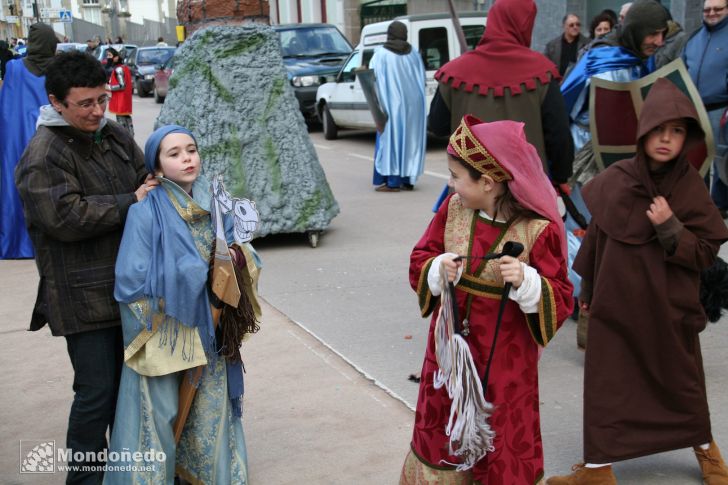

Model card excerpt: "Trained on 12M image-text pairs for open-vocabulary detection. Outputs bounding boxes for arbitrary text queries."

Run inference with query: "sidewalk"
[0,260,414,484]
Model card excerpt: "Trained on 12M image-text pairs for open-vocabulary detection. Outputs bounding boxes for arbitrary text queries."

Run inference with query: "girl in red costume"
[401,115,573,484]
[106,47,134,136]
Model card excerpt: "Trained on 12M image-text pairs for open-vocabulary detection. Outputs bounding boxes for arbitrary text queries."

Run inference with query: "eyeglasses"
[63,94,110,111]
[703,6,727,13]
[568,22,581,27]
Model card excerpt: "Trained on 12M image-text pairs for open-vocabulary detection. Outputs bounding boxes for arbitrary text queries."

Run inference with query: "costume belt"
[456,272,505,300]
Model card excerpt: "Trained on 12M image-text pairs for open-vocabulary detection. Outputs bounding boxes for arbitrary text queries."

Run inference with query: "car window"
[463,25,485,50]
[418,27,449,71]
[362,49,375,68]
[279,27,351,58]
[339,50,362,82]
[137,48,174,65]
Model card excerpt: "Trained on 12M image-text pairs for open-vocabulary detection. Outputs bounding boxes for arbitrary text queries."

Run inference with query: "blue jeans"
[708,108,728,209]
[64,326,123,484]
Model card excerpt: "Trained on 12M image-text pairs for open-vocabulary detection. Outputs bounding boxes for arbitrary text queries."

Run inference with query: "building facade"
[268,0,704,52]
[1,0,176,45]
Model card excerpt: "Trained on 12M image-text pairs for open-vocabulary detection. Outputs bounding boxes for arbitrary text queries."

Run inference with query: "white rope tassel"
[433,261,496,471]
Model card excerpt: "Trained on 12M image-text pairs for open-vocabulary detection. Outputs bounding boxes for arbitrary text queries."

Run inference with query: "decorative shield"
[356,68,388,131]
[589,59,714,177]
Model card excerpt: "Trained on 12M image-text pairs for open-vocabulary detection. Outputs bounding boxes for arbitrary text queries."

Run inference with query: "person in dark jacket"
[0,39,17,80]
[14,51,157,484]
[544,13,590,76]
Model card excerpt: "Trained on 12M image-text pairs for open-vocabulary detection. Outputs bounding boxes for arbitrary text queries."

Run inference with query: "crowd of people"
[0,0,727,483]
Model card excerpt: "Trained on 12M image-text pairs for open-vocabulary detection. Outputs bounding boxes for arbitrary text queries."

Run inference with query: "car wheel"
[322,104,338,140]
[154,87,163,104]
[135,79,145,97]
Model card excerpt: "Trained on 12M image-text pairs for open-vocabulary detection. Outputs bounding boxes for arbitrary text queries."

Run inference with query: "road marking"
[346,153,449,180]
[424,170,449,180]
[317,144,450,182]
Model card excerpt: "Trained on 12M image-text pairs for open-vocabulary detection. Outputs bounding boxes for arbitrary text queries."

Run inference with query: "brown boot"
[694,441,728,485]
[546,463,616,485]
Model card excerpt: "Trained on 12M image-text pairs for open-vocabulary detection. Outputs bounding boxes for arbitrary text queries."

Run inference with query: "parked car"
[56,42,87,53]
[91,43,137,70]
[153,55,175,103]
[273,23,353,122]
[316,12,486,139]
[126,46,176,97]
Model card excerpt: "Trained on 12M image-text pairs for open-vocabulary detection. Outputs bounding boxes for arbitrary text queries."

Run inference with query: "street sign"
[41,8,60,18]
[59,9,72,23]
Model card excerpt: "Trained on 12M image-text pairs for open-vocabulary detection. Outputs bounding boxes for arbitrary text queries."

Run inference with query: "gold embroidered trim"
[537,276,558,345]
[449,119,512,182]
[417,257,437,317]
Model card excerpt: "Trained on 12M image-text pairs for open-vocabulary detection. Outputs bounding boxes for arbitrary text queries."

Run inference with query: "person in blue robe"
[561,0,668,153]
[0,23,57,259]
[370,21,426,192]
[105,125,262,485]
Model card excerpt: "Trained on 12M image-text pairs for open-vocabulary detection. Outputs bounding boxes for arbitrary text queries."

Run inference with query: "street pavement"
[1,95,727,484]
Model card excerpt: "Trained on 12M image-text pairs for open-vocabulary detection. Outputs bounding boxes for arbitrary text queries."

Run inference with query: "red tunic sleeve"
[409,196,451,317]
[524,220,574,346]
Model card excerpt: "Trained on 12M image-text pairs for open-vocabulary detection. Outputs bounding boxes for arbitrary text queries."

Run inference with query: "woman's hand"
[229,247,239,265]
[134,174,160,202]
[499,255,524,288]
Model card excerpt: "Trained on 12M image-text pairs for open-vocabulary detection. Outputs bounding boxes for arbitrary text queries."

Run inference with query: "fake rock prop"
[156,24,339,240]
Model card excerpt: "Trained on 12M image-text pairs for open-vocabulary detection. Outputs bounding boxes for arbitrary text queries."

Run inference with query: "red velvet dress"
[108,64,132,116]
[408,195,572,484]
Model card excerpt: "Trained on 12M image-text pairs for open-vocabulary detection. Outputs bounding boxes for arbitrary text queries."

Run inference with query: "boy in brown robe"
[547,78,728,484]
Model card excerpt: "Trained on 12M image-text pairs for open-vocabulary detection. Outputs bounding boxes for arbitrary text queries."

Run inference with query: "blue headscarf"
[143,124,197,174]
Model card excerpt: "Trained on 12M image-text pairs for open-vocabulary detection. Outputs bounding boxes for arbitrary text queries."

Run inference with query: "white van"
[315,12,487,139]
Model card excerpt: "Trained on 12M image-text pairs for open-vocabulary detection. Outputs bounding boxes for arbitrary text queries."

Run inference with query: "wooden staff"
[173,236,241,442]
[446,0,469,55]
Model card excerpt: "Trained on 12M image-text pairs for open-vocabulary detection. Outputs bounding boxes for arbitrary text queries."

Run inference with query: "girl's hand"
[579,300,590,313]
[229,247,239,265]
[499,255,524,288]
[441,255,462,283]
[646,196,673,225]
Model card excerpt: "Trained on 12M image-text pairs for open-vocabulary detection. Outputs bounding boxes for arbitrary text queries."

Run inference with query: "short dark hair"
[589,12,615,38]
[562,13,579,24]
[601,9,619,25]
[45,51,107,102]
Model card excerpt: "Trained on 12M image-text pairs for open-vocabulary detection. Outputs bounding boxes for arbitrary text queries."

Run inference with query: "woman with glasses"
[544,13,589,77]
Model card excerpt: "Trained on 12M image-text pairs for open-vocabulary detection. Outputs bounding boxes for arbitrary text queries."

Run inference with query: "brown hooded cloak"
[573,78,728,463]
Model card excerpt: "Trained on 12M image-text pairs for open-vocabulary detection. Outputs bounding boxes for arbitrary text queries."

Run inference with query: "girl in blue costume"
[105,125,261,485]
